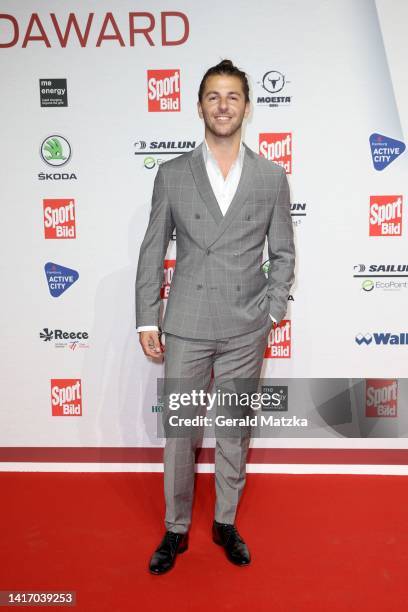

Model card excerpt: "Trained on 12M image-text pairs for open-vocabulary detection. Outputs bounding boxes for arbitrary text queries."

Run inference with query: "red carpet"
[1,472,407,611]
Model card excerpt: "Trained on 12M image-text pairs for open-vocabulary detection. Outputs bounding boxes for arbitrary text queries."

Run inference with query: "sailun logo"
[356,332,408,346]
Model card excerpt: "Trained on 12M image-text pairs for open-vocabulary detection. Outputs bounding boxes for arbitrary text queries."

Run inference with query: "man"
[136,59,295,574]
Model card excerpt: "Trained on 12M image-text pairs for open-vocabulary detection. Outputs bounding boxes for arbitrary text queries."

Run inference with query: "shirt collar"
[202,138,245,168]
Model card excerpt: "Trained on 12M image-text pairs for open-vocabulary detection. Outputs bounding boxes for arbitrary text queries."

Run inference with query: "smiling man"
[136,59,295,574]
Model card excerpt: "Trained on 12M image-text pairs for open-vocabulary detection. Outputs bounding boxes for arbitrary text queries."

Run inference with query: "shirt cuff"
[137,326,159,333]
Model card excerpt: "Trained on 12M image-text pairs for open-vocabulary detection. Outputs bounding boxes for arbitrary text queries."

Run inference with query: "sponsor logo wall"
[0,0,407,459]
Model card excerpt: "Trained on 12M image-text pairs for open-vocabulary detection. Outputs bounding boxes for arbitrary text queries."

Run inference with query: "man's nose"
[217,99,229,112]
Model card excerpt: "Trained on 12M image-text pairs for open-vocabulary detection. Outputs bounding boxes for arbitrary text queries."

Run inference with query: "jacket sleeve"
[265,167,296,324]
[135,165,175,328]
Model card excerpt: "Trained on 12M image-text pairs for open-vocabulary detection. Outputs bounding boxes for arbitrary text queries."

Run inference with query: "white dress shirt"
[137,139,275,332]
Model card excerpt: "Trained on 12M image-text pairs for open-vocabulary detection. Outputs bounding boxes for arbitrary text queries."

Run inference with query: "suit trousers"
[162,315,273,534]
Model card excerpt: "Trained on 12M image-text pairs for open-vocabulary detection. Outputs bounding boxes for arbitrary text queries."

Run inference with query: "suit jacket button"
[236,285,241,291]
[195,213,200,219]
[206,248,211,255]
[197,284,203,290]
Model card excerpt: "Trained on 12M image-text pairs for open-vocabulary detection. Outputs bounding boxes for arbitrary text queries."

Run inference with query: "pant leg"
[162,333,214,534]
[212,317,272,524]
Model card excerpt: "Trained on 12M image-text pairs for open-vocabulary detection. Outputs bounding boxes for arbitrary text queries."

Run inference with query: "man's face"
[197,74,250,138]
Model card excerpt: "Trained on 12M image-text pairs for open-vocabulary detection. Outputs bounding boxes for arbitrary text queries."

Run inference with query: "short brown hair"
[198,59,250,103]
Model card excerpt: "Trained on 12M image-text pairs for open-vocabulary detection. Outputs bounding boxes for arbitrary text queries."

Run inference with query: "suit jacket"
[135,142,295,340]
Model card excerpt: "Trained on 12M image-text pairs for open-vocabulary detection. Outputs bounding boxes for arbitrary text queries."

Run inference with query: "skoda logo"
[40,135,71,167]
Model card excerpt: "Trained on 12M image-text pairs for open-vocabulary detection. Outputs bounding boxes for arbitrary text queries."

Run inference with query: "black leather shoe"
[149,531,189,575]
[212,520,251,566]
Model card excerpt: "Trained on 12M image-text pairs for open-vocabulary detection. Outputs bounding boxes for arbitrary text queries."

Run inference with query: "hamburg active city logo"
[40,135,71,167]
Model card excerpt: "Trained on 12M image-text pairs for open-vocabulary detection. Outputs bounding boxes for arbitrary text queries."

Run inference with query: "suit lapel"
[189,142,257,248]
[189,143,224,226]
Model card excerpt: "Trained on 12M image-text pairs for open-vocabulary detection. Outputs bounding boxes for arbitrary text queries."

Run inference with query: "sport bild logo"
[355,332,408,346]
[259,133,292,173]
[51,379,82,416]
[147,69,180,112]
[43,199,76,239]
[161,259,176,299]
[265,320,291,358]
[365,379,398,418]
[369,196,402,236]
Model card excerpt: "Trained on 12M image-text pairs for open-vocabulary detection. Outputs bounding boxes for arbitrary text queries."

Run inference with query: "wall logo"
[40,328,89,349]
[260,385,288,411]
[265,320,291,358]
[369,133,405,170]
[366,379,397,417]
[39,78,68,107]
[43,199,76,238]
[161,259,176,298]
[147,69,180,112]
[259,133,292,173]
[40,135,71,166]
[355,332,408,346]
[51,379,82,416]
[256,70,291,107]
[369,196,402,236]
[44,262,79,297]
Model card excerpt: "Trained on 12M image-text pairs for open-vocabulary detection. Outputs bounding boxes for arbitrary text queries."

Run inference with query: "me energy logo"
[369,196,402,236]
[259,133,292,173]
[265,320,291,358]
[161,259,176,299]
[369,133,405,170]
[40,135,71,167]
[147,69,180,112]
[43,199,76,238]
[44,262,79,297]
[366,379,397,417]
[39,78,68,107]
[51,379,82,416]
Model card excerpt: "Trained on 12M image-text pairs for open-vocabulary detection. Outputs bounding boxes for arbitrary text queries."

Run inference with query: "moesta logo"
[365,379,397,417]
[259,133,292,173]
[147,69,180,112]
[265,320,291,358]
[43,199,76,239]
[51,379,82,416]
[369,196,402,236]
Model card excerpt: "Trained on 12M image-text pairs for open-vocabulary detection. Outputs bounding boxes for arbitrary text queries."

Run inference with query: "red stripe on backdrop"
[0,447,408,464]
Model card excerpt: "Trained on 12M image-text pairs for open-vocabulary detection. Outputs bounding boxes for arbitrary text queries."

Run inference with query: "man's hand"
[139,330,164,359]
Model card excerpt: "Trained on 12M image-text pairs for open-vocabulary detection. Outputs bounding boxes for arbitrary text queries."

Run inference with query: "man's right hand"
[139,330,164,359]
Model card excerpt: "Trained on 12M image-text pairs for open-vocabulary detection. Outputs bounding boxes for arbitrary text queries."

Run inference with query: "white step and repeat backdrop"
[1,0,407,467]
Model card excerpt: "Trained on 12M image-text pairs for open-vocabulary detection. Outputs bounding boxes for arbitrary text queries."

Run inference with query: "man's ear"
[197,100,203,119]
[244,101,251,118]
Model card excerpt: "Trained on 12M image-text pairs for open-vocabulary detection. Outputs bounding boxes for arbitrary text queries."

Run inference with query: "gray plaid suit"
[135,142,295,532]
